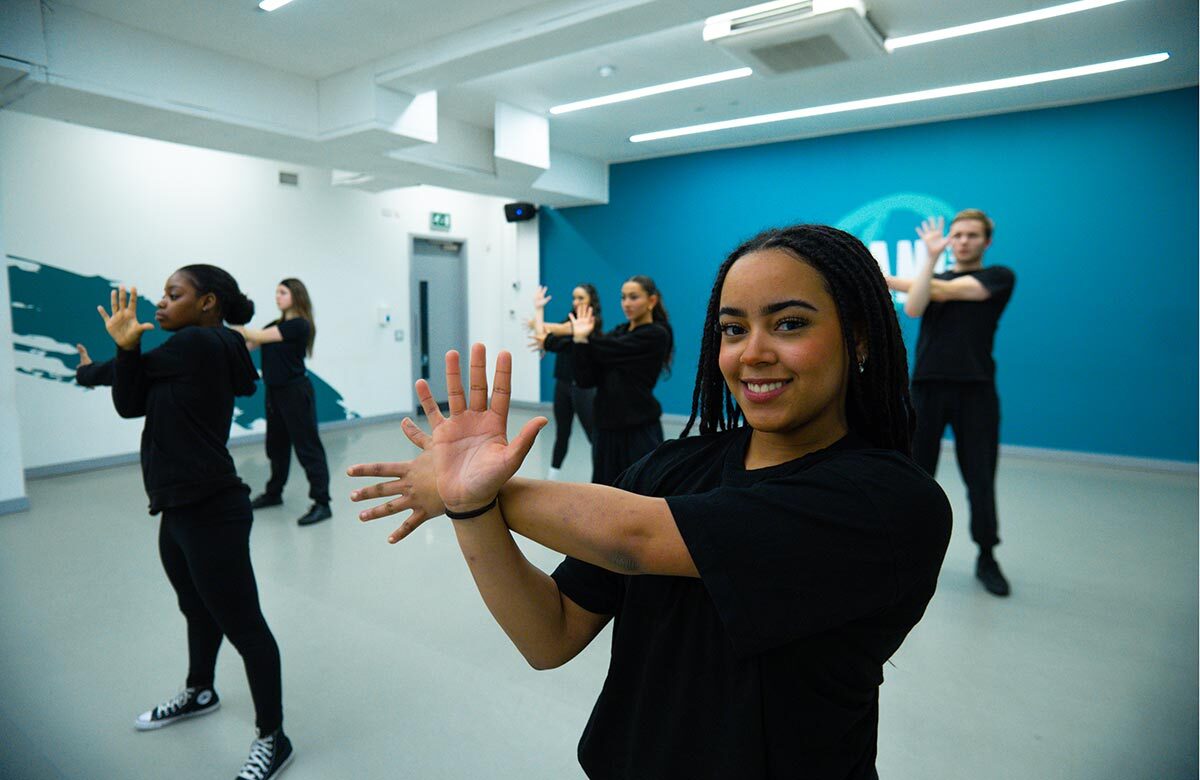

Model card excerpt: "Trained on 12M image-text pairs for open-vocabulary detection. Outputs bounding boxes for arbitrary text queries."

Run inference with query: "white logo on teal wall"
[835,193,956,305]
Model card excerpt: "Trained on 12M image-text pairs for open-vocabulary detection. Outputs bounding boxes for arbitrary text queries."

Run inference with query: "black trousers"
[159,487,282,733]
[592,420,663,487]
[264,378,330,503]
[911,381,1000,551]
[551,380,596,469]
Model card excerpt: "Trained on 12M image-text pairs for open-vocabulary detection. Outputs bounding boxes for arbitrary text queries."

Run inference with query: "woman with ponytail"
[568,275,673,485]
[98,265,293,780]
[350,225,951,779]
[237,278,332,526]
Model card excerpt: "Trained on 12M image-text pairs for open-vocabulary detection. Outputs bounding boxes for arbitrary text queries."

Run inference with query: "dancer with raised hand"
[237,278,331,527]
[568,275,672,485]
[886,210,1016,596]
[99,268,293,780]
[350,225,952,779]
[527,284,599,480]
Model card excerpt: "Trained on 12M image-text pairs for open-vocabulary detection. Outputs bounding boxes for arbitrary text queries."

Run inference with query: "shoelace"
[154,689,191,719]
[237,735,275,780]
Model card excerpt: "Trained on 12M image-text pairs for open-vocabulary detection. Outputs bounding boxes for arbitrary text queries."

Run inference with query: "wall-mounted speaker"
[504,202,538,222]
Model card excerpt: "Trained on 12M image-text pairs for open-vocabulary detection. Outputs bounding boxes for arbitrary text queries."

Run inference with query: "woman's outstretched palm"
[417,345,546,512]
[98,285,153,350]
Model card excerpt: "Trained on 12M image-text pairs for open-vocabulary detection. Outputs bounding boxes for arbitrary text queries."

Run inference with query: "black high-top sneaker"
[236,729,294,780]
[134,686,220,730]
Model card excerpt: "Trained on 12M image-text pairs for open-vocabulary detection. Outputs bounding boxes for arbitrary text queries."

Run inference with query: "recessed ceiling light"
[597,65,616,78]
[629,53,1168,143]
[550,67,753,115]
[885,0,1129,51]
[258,0,297,11]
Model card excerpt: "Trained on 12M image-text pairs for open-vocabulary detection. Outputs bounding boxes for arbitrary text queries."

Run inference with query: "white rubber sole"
[133,700,220,731]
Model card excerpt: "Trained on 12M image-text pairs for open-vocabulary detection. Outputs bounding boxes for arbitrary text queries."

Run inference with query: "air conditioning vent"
[278,171,299,186]
[751,35,851,71]
[705,2,884,76]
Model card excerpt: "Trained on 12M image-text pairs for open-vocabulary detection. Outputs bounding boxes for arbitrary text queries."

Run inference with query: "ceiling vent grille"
[705,1,884,76]
[278,171,299,186]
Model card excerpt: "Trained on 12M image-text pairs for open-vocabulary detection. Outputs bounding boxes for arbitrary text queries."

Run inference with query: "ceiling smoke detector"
[704,0,884,76]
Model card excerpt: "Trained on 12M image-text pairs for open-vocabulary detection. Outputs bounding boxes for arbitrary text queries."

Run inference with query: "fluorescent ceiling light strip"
[258,0,296,11]
[550,68,752,115]
[630,53,1168,143]
[885,0,1128,51]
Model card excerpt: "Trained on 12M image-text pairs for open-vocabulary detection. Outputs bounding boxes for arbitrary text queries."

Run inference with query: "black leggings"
[911,381,1000,551]
[264,378,330,503]
[159,487,282,733]
[551,380,595,469]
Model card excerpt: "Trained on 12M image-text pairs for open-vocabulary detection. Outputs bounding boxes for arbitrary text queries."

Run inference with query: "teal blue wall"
[539,88,1199,462]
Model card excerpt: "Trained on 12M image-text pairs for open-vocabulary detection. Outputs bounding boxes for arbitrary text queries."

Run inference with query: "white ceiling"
[5,0,1196,204]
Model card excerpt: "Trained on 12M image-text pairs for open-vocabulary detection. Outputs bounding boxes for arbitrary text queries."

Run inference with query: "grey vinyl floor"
[1,410,1196,780]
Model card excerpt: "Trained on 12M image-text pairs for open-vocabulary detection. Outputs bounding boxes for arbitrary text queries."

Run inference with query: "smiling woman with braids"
[349,225,951,779]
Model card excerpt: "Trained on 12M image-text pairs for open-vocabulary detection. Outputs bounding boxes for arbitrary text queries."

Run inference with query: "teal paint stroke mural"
[7,255,357,427]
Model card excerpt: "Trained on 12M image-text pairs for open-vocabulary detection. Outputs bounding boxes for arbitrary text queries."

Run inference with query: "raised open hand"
[568,304,595,342]
[420,344,547,513]
[347,417,445,543]
[528,331,547,353]
[97,285,153,350]
[532,285,552,310]
[916,217,950,262]
[75,344,93,366]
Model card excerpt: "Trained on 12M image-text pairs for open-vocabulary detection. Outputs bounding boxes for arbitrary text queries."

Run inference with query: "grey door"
[410,238,466,412]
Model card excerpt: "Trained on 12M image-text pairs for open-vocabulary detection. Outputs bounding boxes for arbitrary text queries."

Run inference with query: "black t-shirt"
[544,328,582,383]
[551,427,951,780]
[112,326,259,514]
[261,318,311,386]
[572,322,671,430]
[912,266,1015,383]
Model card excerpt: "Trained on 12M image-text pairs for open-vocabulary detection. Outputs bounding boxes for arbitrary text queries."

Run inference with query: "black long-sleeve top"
[571,321,671,431]
[76,359,115,388]
[112,326,259,514]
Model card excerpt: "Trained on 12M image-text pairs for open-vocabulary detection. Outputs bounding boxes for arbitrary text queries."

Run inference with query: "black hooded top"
[112,326,259,514]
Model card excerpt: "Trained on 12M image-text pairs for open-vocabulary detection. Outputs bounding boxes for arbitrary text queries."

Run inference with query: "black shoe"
[976,555,1011,597]
[236,729,294,780]
[250,493,283,510]
[297,502,332,526]
[135,686,220,730]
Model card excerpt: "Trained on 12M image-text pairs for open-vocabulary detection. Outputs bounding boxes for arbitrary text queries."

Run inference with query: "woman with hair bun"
[237,278,331,527]
[98,264,293,780]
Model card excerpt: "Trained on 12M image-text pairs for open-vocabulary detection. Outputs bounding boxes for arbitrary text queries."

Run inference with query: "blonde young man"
[887,209,1015,597]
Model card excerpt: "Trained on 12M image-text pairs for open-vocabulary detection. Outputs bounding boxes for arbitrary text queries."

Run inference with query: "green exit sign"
[430,212,451,231]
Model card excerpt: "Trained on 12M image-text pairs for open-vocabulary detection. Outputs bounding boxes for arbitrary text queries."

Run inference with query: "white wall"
[0,206,29,511]
[0,110,539,471]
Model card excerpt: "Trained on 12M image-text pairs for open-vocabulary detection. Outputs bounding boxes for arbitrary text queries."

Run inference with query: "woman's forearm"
[448,508,591,669]
[498,479,689,576]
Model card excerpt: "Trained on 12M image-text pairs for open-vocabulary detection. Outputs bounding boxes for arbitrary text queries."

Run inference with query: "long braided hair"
[681,225,915,455]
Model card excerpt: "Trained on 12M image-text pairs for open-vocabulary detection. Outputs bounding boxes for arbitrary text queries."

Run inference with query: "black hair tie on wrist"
[444,497,498,520]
